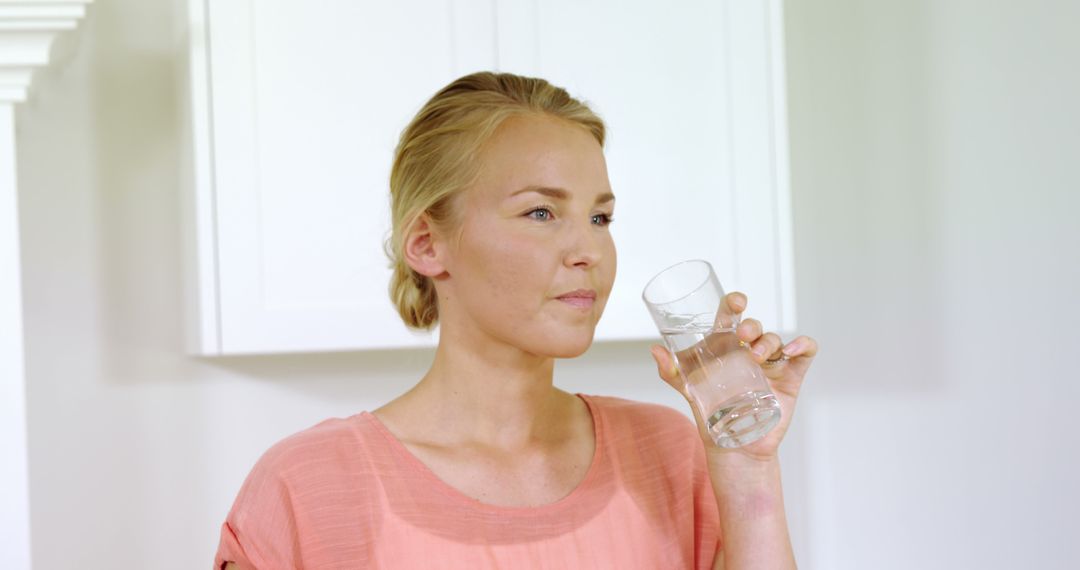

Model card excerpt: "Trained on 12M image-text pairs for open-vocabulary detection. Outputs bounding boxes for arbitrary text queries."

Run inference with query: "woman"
[215,71,817,569]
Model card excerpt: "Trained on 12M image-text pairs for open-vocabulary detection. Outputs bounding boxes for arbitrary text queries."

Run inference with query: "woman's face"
[436,114,617,358]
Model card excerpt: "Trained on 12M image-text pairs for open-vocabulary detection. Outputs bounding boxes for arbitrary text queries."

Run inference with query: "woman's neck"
[399,336,575,452]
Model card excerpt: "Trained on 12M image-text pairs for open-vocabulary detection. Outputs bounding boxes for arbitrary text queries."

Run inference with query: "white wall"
[13,0,812,567]
[15,0,1078,569]
[785,0,1079,567]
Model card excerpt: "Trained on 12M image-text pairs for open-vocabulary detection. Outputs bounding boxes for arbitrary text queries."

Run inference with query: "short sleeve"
[214,520,259,569]
[213,446,303,569]
[692,436,723,569]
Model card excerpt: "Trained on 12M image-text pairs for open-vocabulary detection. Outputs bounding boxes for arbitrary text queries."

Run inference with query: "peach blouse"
[214,393,722,569]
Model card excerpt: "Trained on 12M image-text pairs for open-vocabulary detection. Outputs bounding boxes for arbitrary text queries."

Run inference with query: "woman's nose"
[563,222,604,268]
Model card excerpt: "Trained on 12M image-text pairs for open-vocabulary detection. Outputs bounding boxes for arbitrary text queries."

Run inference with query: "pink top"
[214,393,722,569]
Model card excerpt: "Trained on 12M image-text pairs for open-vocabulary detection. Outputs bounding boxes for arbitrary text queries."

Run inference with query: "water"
[658,310,718,331]
[704,390,781,448]
[660,325,782,448]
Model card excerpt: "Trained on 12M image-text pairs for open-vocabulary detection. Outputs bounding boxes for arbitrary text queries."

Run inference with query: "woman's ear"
[403,214,449,278]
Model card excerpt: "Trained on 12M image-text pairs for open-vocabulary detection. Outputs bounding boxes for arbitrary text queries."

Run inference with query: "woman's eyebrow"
[509,185,616,204]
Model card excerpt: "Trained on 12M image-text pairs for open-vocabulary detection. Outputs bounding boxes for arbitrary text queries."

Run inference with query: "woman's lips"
[555,289,597,310]
[557,297,595,309]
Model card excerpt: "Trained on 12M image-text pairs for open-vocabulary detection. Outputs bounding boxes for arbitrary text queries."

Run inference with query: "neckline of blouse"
[361,392,606,515]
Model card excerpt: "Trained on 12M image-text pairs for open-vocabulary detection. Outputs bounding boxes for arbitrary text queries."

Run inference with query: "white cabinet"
[181,0,795,356]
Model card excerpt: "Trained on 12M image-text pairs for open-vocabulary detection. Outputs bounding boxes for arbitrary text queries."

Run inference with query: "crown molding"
[0,0,93,103]
[1,4,93,568]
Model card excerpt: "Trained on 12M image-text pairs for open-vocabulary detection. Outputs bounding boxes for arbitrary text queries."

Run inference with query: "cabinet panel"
[189,0,495,354]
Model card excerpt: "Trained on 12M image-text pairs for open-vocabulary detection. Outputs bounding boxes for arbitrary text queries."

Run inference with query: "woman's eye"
[525,207,613,226]
[526,207,553,221]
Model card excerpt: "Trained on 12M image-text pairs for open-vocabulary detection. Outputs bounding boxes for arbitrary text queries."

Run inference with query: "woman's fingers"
[713,292,747,329]
[737,318,763,344]
[725,292,747,313]
[650,344,681,389]
[752,332,785,362]
[785,335,819,359]
[782,335,820,376]
[651,344,714,443]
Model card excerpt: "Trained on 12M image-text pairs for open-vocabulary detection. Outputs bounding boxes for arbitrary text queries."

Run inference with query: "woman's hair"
[386,71,606,330]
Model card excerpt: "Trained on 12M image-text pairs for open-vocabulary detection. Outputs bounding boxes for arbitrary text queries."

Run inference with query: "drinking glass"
[642,259,781,448]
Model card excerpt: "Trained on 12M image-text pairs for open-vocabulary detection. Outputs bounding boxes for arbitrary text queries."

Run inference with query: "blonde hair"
[386,71,606,330]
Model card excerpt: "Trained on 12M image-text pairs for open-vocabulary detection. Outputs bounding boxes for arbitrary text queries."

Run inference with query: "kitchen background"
[9,0,1078,568]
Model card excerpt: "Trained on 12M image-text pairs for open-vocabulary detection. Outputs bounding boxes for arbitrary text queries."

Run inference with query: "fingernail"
[782,341,800,356]
[752,344,766,357]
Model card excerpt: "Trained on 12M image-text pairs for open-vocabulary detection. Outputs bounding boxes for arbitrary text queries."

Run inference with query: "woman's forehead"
[506,185,615,205]
[471,116,610,203]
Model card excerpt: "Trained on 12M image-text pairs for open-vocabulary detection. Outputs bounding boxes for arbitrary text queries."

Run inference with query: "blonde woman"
[215,71,817,569]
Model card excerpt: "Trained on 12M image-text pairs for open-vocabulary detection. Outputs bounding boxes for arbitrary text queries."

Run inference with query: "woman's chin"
[544,332,595,359]
[507,321,597,358]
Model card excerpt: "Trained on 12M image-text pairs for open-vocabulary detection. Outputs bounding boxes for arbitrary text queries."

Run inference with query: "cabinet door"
[185,0,497,354]
[184,0,794,355]
[494,0,795,342]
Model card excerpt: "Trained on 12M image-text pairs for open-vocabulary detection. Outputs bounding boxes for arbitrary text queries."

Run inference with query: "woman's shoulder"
[584,392,692,421]
[582,393,698,442]
[219,413,387,567]
[582,394,703,481]
[243,413,383,486]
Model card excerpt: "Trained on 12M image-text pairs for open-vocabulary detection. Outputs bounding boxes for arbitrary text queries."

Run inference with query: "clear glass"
[642,259,781,448]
